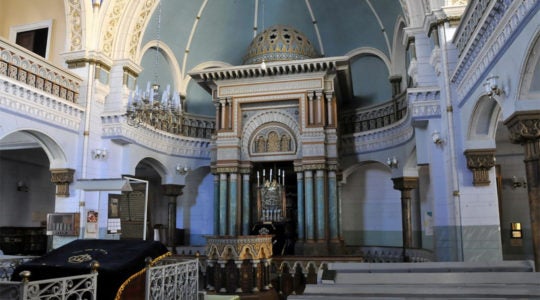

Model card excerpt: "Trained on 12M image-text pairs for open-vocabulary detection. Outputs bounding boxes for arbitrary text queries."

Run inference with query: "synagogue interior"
[1,0,540,299]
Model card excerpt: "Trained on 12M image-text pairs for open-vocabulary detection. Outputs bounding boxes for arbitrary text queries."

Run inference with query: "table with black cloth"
[11,239,169,300]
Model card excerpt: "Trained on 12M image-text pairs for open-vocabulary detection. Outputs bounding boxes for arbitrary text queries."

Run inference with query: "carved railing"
[178,246,434,298]
[0,36,81,103]
[181,114,215,139]
[339,92,407,135]
[0,269,98,300]
[146,258,199,300]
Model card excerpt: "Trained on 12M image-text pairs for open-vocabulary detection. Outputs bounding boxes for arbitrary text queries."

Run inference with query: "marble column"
[392,177,419,261]
[297,172,305,240]
[315,170,325,241]
[505,112,540,271]
[213,175,220,235]
[219,173,228,235]
[304,170,315,241]
[162,184,184,254]
[328,170,339,241]
[308,91,314,125]
[242,173,251,235]
[325,92,334,126]
[228,173,238,235]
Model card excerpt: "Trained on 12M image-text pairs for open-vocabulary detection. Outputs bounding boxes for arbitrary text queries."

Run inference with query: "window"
[10,20,53,59]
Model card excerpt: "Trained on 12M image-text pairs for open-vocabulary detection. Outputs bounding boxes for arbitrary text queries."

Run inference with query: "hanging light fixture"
[125,0,183,134]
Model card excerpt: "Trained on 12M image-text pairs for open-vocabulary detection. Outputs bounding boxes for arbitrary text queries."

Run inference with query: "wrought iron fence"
[146,258,199,300]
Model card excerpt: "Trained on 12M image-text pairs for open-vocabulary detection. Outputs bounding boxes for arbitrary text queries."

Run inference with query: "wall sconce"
[91,149,108,160]
[483,75,504,97]
[432,131,444,145]
[510,222,522,239]
[387,156,398,169]
[176,164,191,175]
[512,176,527,189]
[17,181,29,192]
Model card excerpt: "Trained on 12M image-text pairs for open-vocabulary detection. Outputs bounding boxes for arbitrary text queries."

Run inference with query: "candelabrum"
[257,168,286,223]
[126,83,184,134]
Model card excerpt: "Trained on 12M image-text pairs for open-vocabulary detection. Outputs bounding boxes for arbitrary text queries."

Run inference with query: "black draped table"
[11,239,169,300]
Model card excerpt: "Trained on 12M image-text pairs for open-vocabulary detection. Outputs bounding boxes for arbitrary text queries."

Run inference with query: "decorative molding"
[219,78,323,98]
[102,0,128,57]
[0,78,84,133]
[128,0,158,60]
[392,176,419,191]
[67,0,83,51]
[504,111,540,161]
[452,0,536,100]
[101,114,212,159]
[340,111,414,155]
[408,87,442,120]
[205,235,273,260]
[464,149,496,186]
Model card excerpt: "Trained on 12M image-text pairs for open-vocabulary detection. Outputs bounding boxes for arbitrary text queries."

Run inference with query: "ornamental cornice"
[0,78,84,133]
[101,114,211,159]
[340,112,414,155]
[504,111,540,145]
[408,87,442,120]
[189,56,350,83]
[219,78,323,98]
[452,1,536,100]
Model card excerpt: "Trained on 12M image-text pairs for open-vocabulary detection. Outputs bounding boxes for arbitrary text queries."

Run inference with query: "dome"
[243,25,320,65]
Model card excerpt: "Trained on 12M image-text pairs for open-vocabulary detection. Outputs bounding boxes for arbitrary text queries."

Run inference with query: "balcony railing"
[339,92,407,135]
[0,36,81,103]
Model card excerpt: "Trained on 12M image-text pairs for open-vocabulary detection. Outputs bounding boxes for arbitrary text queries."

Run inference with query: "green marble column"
[297,172,305,240]
[214,175,220,235]
[315,170,325,241]
[228,173,238,235]
[219,173,228,236]
[304,170,314,241]
[328,170,338,240]
[242,173,251,235]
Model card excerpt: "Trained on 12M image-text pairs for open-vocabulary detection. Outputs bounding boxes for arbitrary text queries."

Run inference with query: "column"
[325,92,334,126]
[505,112,540,271]
[227,98,233,130]
[304,170,315,241]
[218,260,227,293]
[214,101,221,130]
[219,99,226,130]
[242,173,251,235]
[219,173,228,235]
[315,170,325,241]
[50,168,75,197]
[315,90,323,124]
[162,184,184,254]
[328,170,339,241]
[308,91,314,125]
[228,173,238,235]
[213,175,220,235]
[297,172,305,240]
[234,260,243,293]
[392,177,419,262]
[251,260,260,292]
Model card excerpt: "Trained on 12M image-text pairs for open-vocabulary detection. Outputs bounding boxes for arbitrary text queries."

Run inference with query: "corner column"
[162,184,184,254]
[219,173,228,235]
[304,170,315,241]
[392,177,419,261]
[505,112,540,271]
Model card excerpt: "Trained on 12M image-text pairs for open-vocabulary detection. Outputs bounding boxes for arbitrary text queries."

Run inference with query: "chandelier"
[125,0,183,134]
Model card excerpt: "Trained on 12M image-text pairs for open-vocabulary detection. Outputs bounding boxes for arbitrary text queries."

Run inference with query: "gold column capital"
[162,184,184,197]
[50,168,75,197]
[464,149,496,186]
[392,177,419,191]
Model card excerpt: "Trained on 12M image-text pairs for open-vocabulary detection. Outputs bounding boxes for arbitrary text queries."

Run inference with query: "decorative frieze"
[67,0,82,51]
[464,149,496,186]
[409,87,442,121]
[50,168,75,197]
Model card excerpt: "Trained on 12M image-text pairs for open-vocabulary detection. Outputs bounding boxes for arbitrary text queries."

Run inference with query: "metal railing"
[0,269,98,300]
[146,258,199,300]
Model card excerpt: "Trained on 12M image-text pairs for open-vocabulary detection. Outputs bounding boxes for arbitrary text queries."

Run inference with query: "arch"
[467,95,502,144]
[136,157,167,180]
[390,16,409,89]
[241,110,300,161]
[1,130,68,169]
[517,30,540,100]
[139,40,183,95]
[346,47,392,73]
[340,160,389,184]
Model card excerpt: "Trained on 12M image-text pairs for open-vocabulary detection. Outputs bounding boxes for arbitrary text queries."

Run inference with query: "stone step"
[327,260,535,273]
[333,271,540,285]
